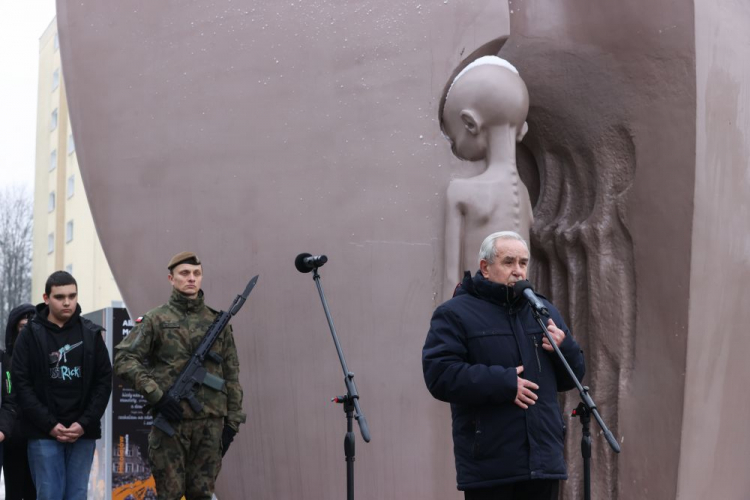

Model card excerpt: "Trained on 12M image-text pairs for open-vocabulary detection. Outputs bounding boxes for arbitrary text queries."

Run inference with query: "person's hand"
[50,423,73,442]
[60,422,85,443]
[154,394,183,422]
[514,366,539,410]
[0,430,5,442]
[541,318,566,352]
[221,425,237,457]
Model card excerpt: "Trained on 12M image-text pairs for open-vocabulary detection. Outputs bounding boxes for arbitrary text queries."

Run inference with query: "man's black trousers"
[464,479,559,500]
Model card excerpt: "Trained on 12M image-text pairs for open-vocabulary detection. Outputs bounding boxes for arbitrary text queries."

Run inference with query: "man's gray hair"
[478,231,529,265]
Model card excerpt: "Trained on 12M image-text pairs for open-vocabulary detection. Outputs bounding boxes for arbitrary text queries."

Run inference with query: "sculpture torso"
[444,164,533,299]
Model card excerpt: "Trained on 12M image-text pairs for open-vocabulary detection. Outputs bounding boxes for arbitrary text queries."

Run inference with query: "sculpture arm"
[443,185,464,301]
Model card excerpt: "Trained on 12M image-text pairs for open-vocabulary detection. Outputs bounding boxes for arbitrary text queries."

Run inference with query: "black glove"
[221,425,237,457]
[154,394,183,422]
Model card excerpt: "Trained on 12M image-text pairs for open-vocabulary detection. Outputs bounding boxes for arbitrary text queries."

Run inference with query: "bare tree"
[0,186,33,348]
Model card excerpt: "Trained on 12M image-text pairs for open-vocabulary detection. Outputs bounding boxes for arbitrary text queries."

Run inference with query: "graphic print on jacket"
[46,326,84,425]
[50,341,83,380]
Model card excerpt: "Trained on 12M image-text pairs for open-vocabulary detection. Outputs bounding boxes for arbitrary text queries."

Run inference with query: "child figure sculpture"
[441,56,534,299]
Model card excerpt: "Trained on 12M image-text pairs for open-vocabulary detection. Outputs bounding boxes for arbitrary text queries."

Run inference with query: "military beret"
[167,251,201,270]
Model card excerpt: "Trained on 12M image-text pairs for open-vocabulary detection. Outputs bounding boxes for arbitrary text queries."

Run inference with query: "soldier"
[114,252,246,500]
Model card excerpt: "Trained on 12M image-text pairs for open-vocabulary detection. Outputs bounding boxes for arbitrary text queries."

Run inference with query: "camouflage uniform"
[114,289,246,500]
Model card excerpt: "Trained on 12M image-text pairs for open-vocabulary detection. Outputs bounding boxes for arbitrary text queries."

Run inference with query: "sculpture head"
[441,56,529,161]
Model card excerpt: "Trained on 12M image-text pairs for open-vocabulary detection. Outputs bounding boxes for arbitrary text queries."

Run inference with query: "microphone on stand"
[296,247,371,500]
[512,280,549,316]
[295,253,328,273]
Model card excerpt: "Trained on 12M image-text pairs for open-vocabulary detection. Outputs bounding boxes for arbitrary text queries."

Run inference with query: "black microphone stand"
[309,266,371,500]
[530,308,620,500]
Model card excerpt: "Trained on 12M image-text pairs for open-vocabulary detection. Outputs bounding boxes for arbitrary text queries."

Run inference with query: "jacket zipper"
[533,336,542,372]
[473,415,482,457]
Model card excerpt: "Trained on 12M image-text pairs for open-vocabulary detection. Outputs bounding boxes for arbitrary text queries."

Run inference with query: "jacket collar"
[458,271,521,308]
[32,302,82,332]
[168,288,206,314]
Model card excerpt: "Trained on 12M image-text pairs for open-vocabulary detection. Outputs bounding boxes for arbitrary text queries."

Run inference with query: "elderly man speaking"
[423,231,585,500]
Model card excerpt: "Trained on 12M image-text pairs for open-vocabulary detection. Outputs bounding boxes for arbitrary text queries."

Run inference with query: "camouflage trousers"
[148,417,224,500]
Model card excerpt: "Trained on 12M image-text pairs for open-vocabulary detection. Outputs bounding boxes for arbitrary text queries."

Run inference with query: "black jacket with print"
[11,303,112,440]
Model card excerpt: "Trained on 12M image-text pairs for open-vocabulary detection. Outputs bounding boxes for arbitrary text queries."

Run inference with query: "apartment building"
[31,18,123,310]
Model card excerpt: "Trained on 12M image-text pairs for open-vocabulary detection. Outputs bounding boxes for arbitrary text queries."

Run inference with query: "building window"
[50,108,58,131]
[65,264,73,275]
[52,68,60,91]
[49,149,57,171]
[54,33,59,51]
[67,175,75,198]
[48,191,55,212]
[48,233,54,254]
[65,220,74,243]
[67,133,75,154]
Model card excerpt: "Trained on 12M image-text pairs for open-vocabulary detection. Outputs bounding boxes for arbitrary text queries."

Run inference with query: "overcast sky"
[0,0,57,190]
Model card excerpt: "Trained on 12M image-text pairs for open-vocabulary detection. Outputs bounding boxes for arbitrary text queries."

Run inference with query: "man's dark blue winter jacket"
[422,272,585,491]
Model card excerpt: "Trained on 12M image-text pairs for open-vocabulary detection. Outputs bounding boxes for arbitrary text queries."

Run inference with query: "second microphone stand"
[311,267,371,500]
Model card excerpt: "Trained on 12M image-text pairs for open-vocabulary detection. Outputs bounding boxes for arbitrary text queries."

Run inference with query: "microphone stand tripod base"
[571,400,592,500]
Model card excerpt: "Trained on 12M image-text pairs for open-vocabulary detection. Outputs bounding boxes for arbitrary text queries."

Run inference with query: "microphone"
[295,253,328,273]
[513,280,549,316]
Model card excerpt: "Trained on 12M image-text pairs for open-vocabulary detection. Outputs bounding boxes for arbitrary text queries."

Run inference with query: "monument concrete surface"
[56,0,508,498]
[56,0,750,498]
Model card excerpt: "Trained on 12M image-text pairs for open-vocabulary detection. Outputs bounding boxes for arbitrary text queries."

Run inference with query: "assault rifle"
[153,275,259,437]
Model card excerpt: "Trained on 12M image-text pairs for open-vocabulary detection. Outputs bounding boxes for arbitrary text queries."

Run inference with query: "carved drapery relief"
[438,36,636,498]
[508,41,637,499]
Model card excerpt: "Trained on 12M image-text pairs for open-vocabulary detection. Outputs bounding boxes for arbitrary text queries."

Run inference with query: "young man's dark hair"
[44,271,78,296]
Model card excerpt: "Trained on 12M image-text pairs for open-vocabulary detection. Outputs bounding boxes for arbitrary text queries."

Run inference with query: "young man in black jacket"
[423,231,585,500]
[11,271,112,500]
[0,302,37,500]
